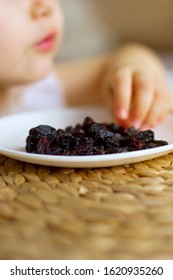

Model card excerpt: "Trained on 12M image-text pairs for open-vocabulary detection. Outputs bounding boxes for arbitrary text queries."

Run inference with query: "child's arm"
[56,43,171,129]
[56,55,108,106]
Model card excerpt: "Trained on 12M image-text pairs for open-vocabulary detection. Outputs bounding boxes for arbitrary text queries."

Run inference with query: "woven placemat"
[0,153,173,260]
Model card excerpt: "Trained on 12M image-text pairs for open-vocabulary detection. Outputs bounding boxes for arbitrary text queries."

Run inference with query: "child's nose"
[31,0,53,19]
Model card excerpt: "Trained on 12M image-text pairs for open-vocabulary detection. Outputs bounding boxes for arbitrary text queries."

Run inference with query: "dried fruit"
[25,117,168,156]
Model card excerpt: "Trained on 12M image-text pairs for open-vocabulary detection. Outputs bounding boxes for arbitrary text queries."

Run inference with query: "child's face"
[0,0,64,86]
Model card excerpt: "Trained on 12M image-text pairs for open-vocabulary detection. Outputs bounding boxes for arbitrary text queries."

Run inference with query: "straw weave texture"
[0,153,173,260]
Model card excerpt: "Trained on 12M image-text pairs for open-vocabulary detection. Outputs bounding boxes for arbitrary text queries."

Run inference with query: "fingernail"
[141,125,149,131]
[131,120,141,129]
[118,109,128,119]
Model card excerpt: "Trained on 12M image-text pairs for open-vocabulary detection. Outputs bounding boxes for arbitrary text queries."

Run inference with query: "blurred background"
[59,0,173,60]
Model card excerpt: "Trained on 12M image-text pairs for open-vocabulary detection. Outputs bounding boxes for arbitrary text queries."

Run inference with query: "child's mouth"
[34,31,57,52]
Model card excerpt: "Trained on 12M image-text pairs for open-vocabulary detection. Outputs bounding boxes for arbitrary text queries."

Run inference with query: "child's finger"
[111,69,132,121]
[141,89,168,128]
[128,72,154,128]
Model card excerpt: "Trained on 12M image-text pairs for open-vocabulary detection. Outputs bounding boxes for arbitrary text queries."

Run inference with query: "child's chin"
[13,72,51,86]
[26,58,54,82]
[25,67,53,84]
[31,71,51,82]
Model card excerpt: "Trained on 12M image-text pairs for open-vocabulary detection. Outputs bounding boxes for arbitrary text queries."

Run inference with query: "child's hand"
[102,45,171,129]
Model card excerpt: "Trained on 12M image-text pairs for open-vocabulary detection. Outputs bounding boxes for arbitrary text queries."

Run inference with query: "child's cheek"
[56,6,65,39]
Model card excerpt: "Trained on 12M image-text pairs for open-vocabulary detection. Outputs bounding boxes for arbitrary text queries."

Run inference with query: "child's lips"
[34,31,57,52]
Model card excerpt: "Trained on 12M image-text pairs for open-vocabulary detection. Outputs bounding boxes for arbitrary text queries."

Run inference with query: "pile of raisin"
[25,117,168,156]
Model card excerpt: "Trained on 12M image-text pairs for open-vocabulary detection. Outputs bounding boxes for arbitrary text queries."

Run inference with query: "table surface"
[0,151,173,260]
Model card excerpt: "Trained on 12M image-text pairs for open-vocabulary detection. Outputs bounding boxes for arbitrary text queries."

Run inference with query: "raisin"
[25,117,168,156]
[36,137,51,154]
[29,125,56,138]
[137,130,154,142]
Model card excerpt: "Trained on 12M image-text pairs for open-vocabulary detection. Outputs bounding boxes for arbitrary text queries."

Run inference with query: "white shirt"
[0,73,66,116]
[22,73,66,110]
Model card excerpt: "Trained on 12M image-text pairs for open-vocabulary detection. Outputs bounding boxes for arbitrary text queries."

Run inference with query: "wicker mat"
[1,153,173,260]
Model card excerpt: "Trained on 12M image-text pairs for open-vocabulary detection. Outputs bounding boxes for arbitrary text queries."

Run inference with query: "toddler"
[0,0,171,129]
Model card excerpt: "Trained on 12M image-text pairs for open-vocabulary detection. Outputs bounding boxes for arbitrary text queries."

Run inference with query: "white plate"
[0,107,173,168]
